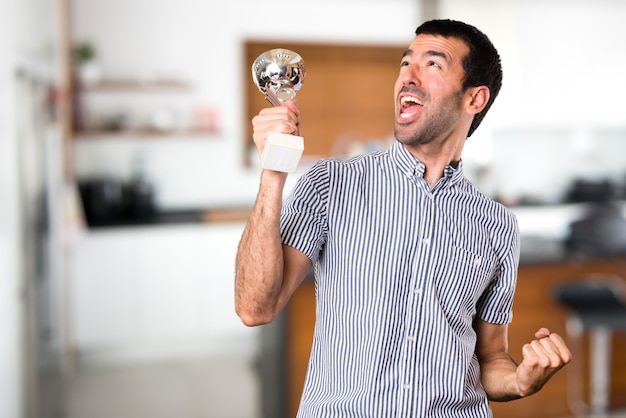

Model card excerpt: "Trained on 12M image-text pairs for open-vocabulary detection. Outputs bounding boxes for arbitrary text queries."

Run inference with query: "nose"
[400,63,421,87]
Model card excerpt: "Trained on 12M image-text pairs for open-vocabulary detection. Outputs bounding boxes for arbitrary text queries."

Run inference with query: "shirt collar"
[388,140,465,187]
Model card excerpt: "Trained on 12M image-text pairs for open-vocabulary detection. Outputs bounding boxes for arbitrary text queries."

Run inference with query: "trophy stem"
[265,89,282,107]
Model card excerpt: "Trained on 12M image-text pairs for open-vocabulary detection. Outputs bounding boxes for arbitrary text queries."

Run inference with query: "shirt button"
[407,335,416,342]
[422,238,430,245]
[403,384,411,390]
[414,287,421,294]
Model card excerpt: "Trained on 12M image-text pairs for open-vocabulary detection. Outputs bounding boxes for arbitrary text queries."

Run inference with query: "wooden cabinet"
[284,279,316,417]
[490,258,626,418]
[282,258,626,418]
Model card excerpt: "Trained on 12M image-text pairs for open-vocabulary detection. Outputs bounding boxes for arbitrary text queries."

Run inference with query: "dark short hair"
[415,19,502,137]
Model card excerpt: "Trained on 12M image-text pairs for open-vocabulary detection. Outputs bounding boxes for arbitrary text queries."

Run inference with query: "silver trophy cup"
[251,49,306,173]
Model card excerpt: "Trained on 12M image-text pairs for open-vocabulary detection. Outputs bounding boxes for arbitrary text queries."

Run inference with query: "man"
[235,19,571,417]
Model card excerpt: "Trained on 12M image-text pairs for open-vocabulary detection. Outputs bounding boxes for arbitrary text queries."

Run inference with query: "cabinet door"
[70,224,250,354]
[134,228,200,341]
[196,224,246,336]
[72,231,140,347]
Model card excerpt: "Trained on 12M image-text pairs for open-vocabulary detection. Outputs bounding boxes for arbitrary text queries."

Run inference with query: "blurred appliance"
[79,178,126,226]
[125,173,156,221]
[564,202,626,258]
[564,178,615,203]
[78,177,155,226]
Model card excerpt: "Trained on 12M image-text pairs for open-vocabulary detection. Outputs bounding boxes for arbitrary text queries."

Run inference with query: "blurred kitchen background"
[2,0,626,417]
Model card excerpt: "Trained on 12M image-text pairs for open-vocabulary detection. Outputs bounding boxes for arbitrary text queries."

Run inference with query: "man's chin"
[394,129,418,145]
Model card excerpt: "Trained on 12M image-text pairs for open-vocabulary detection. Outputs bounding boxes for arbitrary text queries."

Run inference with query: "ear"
[465,86,490,115]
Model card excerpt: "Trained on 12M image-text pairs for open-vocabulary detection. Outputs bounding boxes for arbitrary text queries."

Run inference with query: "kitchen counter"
[520,235,568,265]
[82,201,626,266]
[83,207,251,228]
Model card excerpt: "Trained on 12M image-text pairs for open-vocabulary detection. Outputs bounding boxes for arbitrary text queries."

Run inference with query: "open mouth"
[399,95,423,120]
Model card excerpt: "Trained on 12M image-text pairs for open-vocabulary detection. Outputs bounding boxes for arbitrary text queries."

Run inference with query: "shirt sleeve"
[476,212,521,325]
[280,161,329,263]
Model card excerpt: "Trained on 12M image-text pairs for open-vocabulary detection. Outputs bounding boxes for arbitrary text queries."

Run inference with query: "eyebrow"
[424,50,449,61]
[402,49,449,62]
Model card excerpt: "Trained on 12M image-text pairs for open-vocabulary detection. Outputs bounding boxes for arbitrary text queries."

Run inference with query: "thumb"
[535,328,550,339]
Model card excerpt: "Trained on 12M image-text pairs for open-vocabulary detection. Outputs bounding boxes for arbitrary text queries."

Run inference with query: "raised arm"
[474,319,572,401]
[235,102,312,326]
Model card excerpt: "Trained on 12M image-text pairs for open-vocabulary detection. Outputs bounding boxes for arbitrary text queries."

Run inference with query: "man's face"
[393,34,470,146]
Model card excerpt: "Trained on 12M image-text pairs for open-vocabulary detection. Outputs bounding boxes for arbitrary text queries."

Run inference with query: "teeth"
[401,95,422,106]
[399,95,421,119]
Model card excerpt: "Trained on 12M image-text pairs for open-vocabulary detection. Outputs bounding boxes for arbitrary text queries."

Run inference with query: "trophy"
[252,48,306,173]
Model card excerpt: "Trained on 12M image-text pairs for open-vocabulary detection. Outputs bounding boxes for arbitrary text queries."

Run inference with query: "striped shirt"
[280,140,520,418]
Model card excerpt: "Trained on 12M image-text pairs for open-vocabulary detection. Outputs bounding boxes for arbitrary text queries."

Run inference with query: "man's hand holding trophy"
[251,49,306,173]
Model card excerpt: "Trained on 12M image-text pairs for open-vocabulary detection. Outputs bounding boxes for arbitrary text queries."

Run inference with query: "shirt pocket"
[452,245,497,284]
[435,245,498,317]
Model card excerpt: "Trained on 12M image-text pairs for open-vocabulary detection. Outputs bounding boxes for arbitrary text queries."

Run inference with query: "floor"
[38,351,261,418]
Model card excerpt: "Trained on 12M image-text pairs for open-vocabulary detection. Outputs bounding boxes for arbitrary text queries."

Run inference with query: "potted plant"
[74,42,102,86]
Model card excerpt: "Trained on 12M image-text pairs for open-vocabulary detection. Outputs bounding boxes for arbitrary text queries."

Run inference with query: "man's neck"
[403,141,463,187]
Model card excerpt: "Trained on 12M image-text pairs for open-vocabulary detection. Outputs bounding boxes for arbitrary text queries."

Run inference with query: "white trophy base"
[261,132,304,173]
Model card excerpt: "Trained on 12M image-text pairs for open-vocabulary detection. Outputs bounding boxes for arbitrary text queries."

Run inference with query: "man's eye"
[400,60,410,67]
[428,61,441,68]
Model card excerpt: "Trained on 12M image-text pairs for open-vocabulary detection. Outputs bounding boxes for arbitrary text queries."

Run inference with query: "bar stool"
[554,275,626,418]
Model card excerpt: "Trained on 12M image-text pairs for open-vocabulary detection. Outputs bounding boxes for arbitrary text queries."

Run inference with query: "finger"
[253,111,297,128]
[254,111,299,134]
[283,100,300,115]
[535,328,550,339]
[528,340,554,367]
[532,329,571,363]
[260,120,298,135]
[252,115,298,137]
[521,342,539,364]
[521,342,552,373]
[532,338,570,368]
[259,104,299,122]
[538,334,562,351]
[546,333,573,364]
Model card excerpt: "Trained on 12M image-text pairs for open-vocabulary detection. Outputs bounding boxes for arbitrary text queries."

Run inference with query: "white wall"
[70,0,421,209]
[439,0,626,128]
[440,0,626,203]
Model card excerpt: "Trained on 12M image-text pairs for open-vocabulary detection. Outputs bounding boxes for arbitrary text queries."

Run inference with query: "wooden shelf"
[80,78,193,93]
[74,128,220,140]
